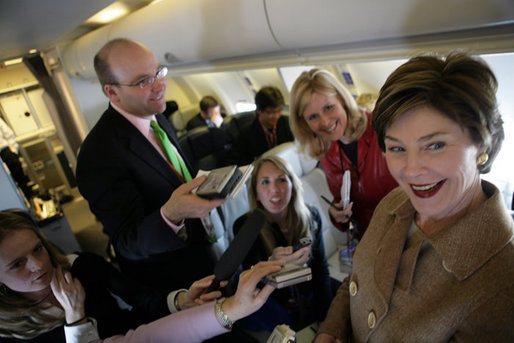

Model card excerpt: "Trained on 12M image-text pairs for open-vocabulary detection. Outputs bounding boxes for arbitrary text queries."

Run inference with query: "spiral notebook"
[340,169,351,209]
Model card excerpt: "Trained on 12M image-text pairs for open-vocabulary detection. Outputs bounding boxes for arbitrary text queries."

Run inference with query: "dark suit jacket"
[225,114,294,166]
[185,112,226,131]
[76,105,214,291]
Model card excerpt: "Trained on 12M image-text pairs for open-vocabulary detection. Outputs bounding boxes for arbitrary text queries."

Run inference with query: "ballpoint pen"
[320,195,343,211]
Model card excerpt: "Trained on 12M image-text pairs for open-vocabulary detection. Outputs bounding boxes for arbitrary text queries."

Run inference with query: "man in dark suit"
[185,95,226,131]
[225,86,294,166]
[76,38,225,291]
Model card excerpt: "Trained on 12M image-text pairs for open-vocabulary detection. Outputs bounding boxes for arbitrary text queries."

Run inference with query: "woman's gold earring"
[477,152,489,166]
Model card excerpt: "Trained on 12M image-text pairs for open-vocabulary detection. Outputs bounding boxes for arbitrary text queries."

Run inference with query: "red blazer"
[320,112,397,240]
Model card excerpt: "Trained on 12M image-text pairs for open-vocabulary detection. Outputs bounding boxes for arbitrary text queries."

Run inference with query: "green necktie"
[150,120,192,182]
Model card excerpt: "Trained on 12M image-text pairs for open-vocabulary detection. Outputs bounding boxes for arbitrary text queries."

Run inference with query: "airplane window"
[481,52,514,208]
[235,101,256,113]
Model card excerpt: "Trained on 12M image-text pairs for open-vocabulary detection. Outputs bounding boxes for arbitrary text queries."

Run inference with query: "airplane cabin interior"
[0,1,513,341]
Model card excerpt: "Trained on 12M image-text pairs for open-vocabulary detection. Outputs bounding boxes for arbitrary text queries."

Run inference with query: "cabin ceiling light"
[85,2,130,25]
[4,58,23,66]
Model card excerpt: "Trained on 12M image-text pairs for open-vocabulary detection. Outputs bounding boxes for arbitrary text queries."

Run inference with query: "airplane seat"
[221,114,232,128]
[178,126,232,171]
[263,142,348,275]
[219,182,251,244]
[170,104,198,137]
[224,111,256,140]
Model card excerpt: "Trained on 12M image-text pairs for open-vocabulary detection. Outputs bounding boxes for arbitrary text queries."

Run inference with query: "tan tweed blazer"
[318,181,514,342]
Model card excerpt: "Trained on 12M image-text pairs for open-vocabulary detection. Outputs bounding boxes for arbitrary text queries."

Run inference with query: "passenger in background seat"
[225,86,294,166]
[186,95,226,130]
[233,155,332,332]
[289,69,397,241]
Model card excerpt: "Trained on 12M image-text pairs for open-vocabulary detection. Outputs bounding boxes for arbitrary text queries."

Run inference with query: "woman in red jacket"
[289,69,397,240]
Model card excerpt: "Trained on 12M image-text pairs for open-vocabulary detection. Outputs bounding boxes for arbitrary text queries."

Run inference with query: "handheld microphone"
[207,208,266,292]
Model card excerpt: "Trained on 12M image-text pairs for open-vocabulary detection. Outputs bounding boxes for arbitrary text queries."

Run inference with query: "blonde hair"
[0,211,70,339]
[289,68,367,159]
[248,155,311,245]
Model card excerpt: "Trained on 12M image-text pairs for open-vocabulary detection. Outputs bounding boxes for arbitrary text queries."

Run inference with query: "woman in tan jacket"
[315,53,514,342]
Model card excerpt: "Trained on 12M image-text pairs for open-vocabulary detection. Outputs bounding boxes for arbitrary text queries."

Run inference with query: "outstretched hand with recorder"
[162,175,226,224]
[222,260,285,322]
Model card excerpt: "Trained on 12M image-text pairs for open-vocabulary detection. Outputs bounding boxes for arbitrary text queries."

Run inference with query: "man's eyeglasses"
[112,66,168,89]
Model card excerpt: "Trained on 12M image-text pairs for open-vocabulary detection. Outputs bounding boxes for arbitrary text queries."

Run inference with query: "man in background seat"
[225,86,294,166]
[186,95,226,130]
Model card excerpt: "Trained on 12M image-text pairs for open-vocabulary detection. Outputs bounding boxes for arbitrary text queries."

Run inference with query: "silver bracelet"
[214,297,233,330]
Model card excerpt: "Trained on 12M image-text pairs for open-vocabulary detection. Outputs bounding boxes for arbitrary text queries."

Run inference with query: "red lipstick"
[410,180,445,198]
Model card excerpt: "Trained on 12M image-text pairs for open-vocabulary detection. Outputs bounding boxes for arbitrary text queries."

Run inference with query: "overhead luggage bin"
[61,0,514,79]
[62,0,280,79]
[266,0,514,49]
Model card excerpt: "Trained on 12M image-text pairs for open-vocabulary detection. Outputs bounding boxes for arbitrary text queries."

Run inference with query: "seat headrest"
[263,141,318,178]
[171,105,198,131]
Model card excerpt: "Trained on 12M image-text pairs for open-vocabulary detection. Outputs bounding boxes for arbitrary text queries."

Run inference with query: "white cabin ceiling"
[0,0,153,62]
[1,0,513,74]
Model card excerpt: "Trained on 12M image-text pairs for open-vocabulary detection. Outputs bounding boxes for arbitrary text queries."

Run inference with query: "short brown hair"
[372,52,504,173]
[93,38,136,90]
[200,96,219,112]
[255,86,284,111]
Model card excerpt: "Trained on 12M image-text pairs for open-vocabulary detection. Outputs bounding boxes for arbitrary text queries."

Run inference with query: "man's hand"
[162,175,226,224]
[50,265,86,324]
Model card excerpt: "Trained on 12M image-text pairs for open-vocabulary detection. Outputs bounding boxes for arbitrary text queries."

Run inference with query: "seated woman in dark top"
[233,155,332,332]
[0,210,226,342]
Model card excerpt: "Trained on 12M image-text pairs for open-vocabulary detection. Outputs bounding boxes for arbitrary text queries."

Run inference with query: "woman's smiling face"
[384,105,482,222]
[302,92,348,142]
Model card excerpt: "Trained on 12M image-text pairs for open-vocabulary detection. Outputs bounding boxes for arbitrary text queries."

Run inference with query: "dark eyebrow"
[129,66,161,83]
[385,131,449,143]
[131,73,152,83]
[5,256,21,268]
[4,241,40,268]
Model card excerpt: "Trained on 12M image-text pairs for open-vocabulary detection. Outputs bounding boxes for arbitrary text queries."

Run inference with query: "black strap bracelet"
[66,316,87,326]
